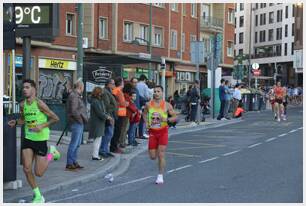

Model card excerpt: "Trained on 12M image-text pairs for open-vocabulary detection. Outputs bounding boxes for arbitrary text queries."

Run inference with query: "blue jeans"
[67,123,84,165]
[138,117,145,137]
[128,123,137,144]
[99,124,114,155]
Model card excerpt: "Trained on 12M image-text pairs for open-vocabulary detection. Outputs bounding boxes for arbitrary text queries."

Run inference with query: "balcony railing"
[200,16,224,32]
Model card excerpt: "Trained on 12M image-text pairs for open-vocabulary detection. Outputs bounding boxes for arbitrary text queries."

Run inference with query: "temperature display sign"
[14,4,59,38]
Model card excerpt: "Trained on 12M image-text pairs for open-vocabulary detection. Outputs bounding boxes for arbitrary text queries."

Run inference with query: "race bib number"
[150,112,162,128]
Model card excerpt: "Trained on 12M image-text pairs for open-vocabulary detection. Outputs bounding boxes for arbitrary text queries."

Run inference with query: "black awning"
[84,53,161,65]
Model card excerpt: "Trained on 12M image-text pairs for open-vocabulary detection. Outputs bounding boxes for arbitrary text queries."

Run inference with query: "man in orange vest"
[143,85,177,184]
[110,77,128,153]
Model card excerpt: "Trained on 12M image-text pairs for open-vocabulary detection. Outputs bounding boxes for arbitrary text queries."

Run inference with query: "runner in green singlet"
[8,79,60,203]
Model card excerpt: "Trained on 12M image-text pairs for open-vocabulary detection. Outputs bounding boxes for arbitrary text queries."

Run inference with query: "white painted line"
[50,175,154,203]
[174,165,193,171]
[298,127,303,130]
[278,133,287,137]
[222,150,241,157]
[289,129,298,133]
[199,156,219,164]
[265,137,277,142]
[167,169,175,174]
[248,143,262,148]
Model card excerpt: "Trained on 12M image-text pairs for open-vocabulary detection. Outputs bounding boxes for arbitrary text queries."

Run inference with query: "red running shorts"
[148,127,168,150]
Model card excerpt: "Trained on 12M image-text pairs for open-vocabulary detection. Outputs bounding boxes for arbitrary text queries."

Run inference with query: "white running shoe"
[143,133,149,138]
[221,118,227,121]
[282,115,287,121]
[155,174,164,184]
[277,118,281,122]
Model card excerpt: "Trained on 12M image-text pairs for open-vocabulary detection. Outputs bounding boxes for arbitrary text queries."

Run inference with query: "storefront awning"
[84,54,162,65]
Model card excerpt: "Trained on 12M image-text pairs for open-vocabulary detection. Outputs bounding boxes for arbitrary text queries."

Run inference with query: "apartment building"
[293,3,303,86]
[234,3,298,86]
[199,3,235,86]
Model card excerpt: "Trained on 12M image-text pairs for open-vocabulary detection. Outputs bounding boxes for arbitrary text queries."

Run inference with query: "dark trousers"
[217,100,226,119]
[190,104,198,122]
[110,117,124,152]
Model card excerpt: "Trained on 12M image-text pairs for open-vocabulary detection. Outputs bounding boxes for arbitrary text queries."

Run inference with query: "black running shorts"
[22,138,48,156]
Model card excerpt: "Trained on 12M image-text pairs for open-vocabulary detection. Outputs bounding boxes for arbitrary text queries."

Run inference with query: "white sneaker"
[143,133,149,138]
[282,115,287,121]
[155,174,164,184]
[277,118,281,122]
[221,118,227,121]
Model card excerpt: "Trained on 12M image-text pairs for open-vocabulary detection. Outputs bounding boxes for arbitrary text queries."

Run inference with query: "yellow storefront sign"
[39,58,76,70]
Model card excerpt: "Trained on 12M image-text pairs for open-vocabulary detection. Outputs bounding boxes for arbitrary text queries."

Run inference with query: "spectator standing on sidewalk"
[66,80,88,171]
[190,80,200,126]
[110,77,127,154]
[217,79,226,120]
[136,74,151,139]
[232,84,242,117]
[121,82,134,148]
[89,87,114,161]
[223,80,231,120]
[99,79,118,158]
[127,90,141,146]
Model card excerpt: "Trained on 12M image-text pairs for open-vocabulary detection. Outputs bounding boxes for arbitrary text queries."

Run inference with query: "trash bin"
[242,94,251,112]
[4,114,17,182]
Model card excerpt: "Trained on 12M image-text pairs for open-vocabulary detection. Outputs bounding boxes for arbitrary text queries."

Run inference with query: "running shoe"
[32,195,45,203]
[155,174,164,184]
[282,115,287,121]
[48,145,60,161]
[277,118,281,122]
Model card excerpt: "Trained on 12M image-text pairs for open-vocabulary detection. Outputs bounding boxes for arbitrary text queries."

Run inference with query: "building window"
[182,33,185,52]
[269,12,274,24]
[183,4,186,16]
[255,15,258,26]
[191,4,197,17]
[99,17,107,39]
[124,22,133,42]
[239,16,244,27]
[190,34,197,43]
[284,43,287,56]
[276,44,282,56]
[255,3,258,9]
[153,27,162,47]
[276,27,282,40]
[238,49,243,55]
[269,3,274,6]
[234,33,236,44]
[139,25,148,44]
[268,29,274,41]
[285,6,288,18]
[291,42,294,55]
[292,5,295,17]
[260,3,266,8]
[240,3,244,11]
[260,13,266,25]
[285,24,288,37]
[170,30,177,49]
[227,41,234,57]
[292,23,295,36]
[277,10,282,22]
[228,9,234,24]
[239,32,243,44]
[171,3,178,11]
[259,30,266,42]
[66,14,75,35]
[255,31,258,43]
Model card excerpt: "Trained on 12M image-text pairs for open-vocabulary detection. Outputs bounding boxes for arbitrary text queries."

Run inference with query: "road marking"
[278,133,287,137]
[199,156,219,163]
[50,175,154,202]
[173,165,193,171]
[222,150,241,157]
[265,137,277,142]
[247,143,262,148]
[298,127,303,130]
[168,140,226,147]
[289,129,298,133]
[168,145,225,151]
[166,152,200,158]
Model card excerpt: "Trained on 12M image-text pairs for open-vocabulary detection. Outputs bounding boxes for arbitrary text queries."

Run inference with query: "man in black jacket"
[190,80,200,125]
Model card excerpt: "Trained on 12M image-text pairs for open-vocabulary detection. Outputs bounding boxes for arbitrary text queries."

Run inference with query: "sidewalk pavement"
[4,113,233,203]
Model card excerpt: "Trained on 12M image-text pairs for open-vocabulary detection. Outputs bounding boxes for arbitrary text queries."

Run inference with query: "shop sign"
[136,68,149,78]
[39,58,76,70]
[176,71,193,81]
[8,55,33,68]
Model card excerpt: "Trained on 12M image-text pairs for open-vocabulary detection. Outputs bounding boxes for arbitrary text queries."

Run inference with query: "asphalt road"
[46,107,303,203]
